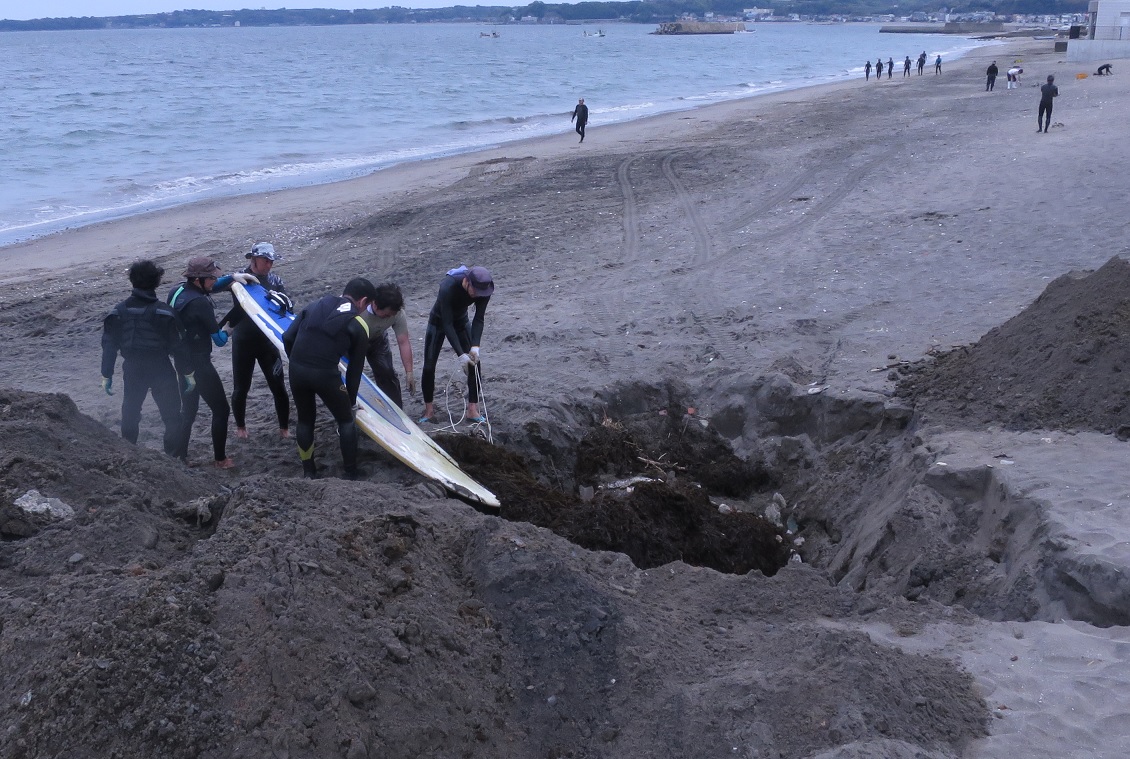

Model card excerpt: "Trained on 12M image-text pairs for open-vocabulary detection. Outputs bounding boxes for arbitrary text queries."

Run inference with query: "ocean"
[0,22,989,247]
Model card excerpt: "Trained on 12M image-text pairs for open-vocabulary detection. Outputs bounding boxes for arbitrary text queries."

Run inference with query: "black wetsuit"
[887,59,893,78]
[422,273,489,407]
[282,294,369,477]
[101,287,188,456]
[986,63,998,91]
[865,61,871,81]
[169,282,230,462]
[904,57,912,77]
[572,102,589,141]
[220,269,290,431]
[1038,82,1058,132]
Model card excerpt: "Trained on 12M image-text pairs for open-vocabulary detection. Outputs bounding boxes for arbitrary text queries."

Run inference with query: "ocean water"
[0,23,989,246]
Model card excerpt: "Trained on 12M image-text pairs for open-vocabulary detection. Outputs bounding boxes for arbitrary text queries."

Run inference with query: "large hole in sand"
[439,376,1124,628]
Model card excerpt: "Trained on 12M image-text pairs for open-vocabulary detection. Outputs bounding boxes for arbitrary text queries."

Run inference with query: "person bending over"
[168,256,257,468]
[362,282,415,409]
[100,259,190,457]
[419,265,493,425]
[283,277,377,480]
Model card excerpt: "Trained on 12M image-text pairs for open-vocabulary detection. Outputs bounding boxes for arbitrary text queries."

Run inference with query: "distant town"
[0,2,1089,32]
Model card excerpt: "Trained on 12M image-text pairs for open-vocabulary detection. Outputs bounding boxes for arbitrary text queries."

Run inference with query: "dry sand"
[3,40,1130,758]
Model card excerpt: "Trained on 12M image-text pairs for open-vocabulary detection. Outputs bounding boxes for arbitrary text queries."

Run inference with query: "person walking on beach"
[100,259,189,457]
[362,282,416,410]
[283,277,377,480]
[935,55,942,74]
[1007,66,1023,90]
[886,58,893,79]
[874,58,883,82]
[903,56,912,77]
[168,256,257,468]
[571,98,588,143]
[418,265,493,427]
[1038,74,1058,133]
[864,60,872,81]
[986,61,999,91]
[917,51,927,75]
[219,242,292,441]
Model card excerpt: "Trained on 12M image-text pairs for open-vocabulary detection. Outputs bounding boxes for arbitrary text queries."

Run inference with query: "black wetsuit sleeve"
[438,284,466,353]
[100,312,121,378]
[164,311,191,375]
[344,317,369,405]
[282,309,305,358]
[470,297,490,346]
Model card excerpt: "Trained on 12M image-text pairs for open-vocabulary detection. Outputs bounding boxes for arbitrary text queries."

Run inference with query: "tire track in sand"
[661,151,712,266]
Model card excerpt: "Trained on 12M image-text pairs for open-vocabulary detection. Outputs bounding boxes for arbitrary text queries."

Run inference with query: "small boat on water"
[479,31,500,38]
[583,30,606,37]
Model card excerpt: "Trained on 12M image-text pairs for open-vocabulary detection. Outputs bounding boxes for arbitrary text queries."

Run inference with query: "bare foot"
[279,428,291,439]
[214,458,235,470]
[235,427,249,440]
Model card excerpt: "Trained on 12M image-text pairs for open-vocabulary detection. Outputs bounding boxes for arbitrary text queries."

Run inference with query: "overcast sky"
[0,1,489,20]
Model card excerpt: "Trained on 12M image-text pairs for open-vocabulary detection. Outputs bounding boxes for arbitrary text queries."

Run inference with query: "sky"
[0,1,487,20]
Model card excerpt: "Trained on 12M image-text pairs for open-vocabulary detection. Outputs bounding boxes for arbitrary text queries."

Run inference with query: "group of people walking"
[864,51,940,81]
[100,244,494,479]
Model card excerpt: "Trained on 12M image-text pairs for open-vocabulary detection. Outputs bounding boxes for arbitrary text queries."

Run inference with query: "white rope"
[434,358,492,443]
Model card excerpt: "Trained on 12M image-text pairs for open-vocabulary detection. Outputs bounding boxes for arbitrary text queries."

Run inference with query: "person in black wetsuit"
[220,242,292,440]
[864,60,871,81]
[168,256,257,468]
[100,259,190,457]
[903,56,912,78]
[986,61,999,91]
[419,265,493,426]
[886,58,893,79]
[283,277,377,480]
[1038,74,1058,133]
[571,98,588,143]
[1096,63,1112,76]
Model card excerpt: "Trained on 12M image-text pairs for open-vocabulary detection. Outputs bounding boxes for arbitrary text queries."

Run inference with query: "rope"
[435,358,492,443]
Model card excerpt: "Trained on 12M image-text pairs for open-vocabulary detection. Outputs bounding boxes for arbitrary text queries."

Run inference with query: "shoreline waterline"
[0,24,996,250]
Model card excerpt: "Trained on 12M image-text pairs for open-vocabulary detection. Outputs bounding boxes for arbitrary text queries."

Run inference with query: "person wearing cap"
[168,256,257,468]
[418,265,493,425]
[282,277,378,480]
[1038,74,1058,133]
[100,259,190,457]
[361,282,416,410]
[218,242,292,440]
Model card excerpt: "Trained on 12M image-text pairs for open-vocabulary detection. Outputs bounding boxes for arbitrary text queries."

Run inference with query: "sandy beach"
[4,40,1130,758]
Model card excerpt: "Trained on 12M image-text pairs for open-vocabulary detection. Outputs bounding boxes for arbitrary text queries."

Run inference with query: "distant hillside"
[0,0,1087,31]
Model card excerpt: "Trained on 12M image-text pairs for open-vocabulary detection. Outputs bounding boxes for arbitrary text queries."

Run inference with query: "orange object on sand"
[1076,73,1088,80]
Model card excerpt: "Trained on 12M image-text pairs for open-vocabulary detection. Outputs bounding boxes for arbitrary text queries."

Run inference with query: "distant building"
[1068,0,1130,61]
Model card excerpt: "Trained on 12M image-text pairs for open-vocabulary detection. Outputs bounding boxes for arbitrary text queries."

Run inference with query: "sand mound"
[897,256,1130,436]
[0,389,988,758]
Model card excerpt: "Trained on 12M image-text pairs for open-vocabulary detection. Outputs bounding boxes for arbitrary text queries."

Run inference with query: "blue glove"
[214,274,233,290]
[100,376,113,396]
[211,330,229,348]
[183,372,197,394]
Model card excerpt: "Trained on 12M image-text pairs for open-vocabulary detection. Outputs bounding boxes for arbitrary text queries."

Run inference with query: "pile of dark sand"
[898,256,1130,436]
[0,387,989,758]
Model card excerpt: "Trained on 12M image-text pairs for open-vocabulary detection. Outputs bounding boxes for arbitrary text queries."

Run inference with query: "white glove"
[457,353,473,374]
[470,347,480,363]
[232,272,259,285]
